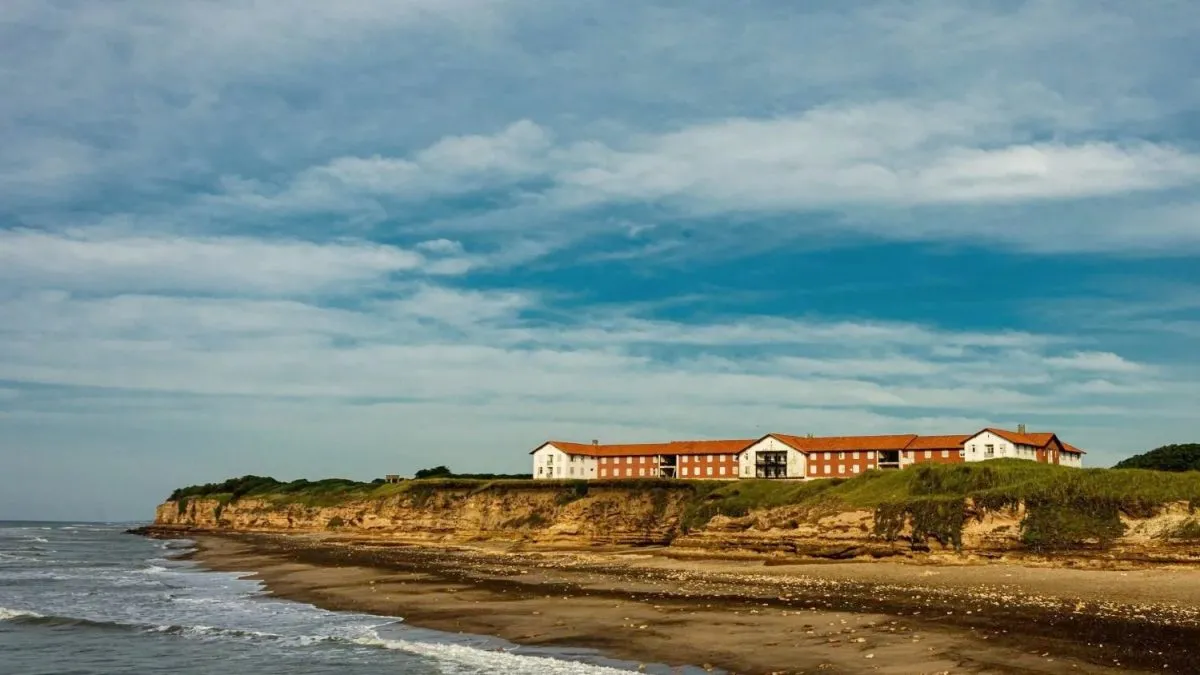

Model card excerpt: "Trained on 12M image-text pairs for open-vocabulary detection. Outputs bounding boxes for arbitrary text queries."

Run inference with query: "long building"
[530,426,1085,480]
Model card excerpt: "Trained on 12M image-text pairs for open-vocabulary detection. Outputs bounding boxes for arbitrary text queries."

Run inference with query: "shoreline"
[161,530,1200,674]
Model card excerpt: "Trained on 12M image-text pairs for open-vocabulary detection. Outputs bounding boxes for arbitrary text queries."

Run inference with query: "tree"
[414,465,453,479]
[1114,444,1200,472]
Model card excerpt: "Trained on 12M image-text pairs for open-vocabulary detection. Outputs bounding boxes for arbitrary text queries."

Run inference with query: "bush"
[1021,496,1125,551]
[414,466,453,479]
[1115,444,1200,472]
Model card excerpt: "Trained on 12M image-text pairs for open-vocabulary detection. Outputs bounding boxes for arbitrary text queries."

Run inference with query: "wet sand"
[178,533,1200,674]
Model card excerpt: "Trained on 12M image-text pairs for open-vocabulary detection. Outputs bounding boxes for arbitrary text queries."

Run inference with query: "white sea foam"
[0,606,44,621]
[352,629,632,674]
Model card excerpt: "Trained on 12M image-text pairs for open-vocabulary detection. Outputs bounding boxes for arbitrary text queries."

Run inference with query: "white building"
[531,427,1085,481]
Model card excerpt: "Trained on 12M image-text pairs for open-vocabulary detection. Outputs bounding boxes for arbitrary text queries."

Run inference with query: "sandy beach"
[170,532,1200,674]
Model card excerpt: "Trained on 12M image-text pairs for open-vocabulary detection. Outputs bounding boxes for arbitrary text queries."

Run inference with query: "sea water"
[0,522,691,674]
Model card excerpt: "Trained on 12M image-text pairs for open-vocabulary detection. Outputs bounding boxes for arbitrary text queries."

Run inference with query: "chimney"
[1017,423,1026,435]
[806,433,814,439]
[592,439,599,447]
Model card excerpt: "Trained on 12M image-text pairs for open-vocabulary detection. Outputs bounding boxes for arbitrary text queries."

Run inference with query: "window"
[706,466,713,476]
[866,451,874,459]
[681,456,688,464]
[852,451,860,460]
[569,467,574,476]
[924,450,931,459]
[639,468,646,477]
[626,457,632,464]
[809,465,817,474]
[852,465,860,474]
[547,455,554,464]
[985,444,994,458]
[743,466,751,476]
[640,456,646,464]
[537,467,543,476]
[824,452,831,460]
[719,466,726,476]
[823,465,831,474]
[707,455,713,462]
[838,465,845,474]
[838,452,845,460]
[625,468,632,477]
[681,467,688,477]
[959,449,965,458]
[600,457,606,465]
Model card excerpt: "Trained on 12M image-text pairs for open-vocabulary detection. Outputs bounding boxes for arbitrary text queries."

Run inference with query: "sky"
[2,0,1199,521]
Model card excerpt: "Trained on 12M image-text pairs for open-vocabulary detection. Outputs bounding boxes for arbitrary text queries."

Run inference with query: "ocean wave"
[352,629,632,674]
[0,607,321,644]
[0,608,133,632]
[146,624,294,641]
[0,606,45,621]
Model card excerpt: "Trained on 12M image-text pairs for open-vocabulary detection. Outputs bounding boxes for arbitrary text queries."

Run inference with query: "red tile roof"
[1062,442,1087,455]
[537,430,1084,458]
[535,439,753,457]
[666,439,757,455]
[769,434,918,452]
[905,435,971,450]
[973,428,1061,448]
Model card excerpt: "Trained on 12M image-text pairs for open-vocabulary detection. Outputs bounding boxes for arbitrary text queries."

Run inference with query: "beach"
[181,532,1200,674]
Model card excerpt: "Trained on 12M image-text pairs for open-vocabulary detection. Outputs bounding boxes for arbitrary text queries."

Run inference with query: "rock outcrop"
[149,482,1200,563]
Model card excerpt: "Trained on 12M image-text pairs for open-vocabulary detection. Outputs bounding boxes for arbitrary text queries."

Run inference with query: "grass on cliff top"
[169,462,1200,513]
[705,461,1200,509]
[168,474,694,508]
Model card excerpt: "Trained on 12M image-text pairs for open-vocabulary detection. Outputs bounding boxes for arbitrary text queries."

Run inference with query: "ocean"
[0,522,689,674]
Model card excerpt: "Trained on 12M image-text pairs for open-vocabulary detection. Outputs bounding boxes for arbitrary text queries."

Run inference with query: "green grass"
[166,463,1200,551]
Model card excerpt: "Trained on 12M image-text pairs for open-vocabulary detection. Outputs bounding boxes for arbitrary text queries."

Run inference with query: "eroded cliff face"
[152,486,1200,562]
[155,485,694,546]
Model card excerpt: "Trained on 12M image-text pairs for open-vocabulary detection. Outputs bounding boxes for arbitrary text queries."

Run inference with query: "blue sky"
[2,0,1199,520]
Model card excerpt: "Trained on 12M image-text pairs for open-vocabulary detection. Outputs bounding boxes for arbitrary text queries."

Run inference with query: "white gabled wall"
[1060,452,1084,468]
[962,432,1050,463]
[736,437,806,479]
[532,444,598,479]
[962,431,1015,462]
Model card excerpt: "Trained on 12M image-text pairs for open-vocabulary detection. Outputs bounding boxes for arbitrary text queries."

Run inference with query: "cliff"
[148,466,1200,562]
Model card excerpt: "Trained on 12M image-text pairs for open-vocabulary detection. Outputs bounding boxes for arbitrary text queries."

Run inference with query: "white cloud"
[211,101,1200,255]
[1045,351,1146,373]
[416,239,466,255]
[0,287,1180,415]
[0,229,440,295]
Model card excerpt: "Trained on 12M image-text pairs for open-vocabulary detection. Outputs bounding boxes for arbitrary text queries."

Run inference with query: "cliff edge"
[146,463,1200,563]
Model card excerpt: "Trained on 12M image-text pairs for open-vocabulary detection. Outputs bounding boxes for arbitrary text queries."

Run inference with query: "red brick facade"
[594,452,739,479]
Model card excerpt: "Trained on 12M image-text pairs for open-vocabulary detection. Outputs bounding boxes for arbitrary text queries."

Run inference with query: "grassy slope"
[169,462,1200,550]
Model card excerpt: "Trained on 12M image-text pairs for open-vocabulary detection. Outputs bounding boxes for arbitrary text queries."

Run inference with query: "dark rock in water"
[125,525,201,539]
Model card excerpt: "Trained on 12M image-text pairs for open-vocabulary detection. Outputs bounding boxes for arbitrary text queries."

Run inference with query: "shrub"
[1021,496,1126,551]
[554,481,590,505]
[414,466,453,479]
[1115,444,1200,472]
